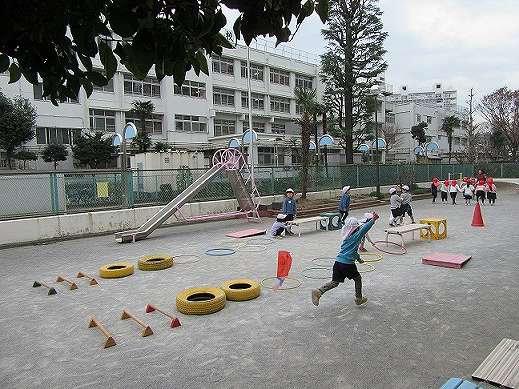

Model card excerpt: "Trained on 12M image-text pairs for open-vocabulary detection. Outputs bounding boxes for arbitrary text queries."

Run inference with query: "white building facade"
[0,43,338,171]
[387,83,458,111]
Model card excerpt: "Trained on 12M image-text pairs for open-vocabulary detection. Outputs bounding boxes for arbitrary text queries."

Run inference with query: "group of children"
[431,173,497,206]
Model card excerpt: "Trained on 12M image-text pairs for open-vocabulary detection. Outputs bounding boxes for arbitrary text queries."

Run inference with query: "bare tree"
[381,123,400,153]
[479,87,519,161]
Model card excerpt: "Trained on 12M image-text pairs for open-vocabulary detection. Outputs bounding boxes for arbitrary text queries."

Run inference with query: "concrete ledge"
[0,183,430,247]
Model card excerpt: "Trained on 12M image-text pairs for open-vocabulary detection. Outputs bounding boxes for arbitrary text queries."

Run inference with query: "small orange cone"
[471,202,484,227]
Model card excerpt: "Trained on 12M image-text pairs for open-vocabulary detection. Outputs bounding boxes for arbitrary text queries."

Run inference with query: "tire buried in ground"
[138,255,173,271]
[220,279,261,301]
[176,287,226,315]
[99,262,134,278]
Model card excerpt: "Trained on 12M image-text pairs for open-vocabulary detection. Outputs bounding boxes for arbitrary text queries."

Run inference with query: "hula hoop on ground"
[310,257,336,267]
[359,252,383,263]
[357,263,376,273]
[261,277,302,290]
[302,267,331,280]
[247,237,276,245]
[173,254,202,264]
[236,244,268,253]
[205,248,236,256]
[372,240,407,255]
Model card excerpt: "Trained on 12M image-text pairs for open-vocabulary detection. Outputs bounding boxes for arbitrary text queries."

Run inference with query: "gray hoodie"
[390,194,402,209]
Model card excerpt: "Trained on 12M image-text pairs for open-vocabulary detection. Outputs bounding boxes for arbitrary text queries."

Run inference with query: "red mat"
[226,228,266,238]
[422,252,472,269]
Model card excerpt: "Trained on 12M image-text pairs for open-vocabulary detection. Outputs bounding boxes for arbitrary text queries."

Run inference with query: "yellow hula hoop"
[357,263,376,273]
[359,252,383,263]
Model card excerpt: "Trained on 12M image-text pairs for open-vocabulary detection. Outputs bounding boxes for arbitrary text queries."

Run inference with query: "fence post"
[127,171,134,208]
[440,164,443,179]
[500,163,504,178]
[356,165,360,187]
[49,173,59,214]
[270,167,275,195]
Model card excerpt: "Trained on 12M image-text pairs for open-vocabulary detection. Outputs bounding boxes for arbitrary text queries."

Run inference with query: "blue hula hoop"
[205,248,236,256]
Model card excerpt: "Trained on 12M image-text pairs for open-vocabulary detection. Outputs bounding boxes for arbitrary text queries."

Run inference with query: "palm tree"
[295,87,318,199]
[130,100,154,153]
[441,115,461,163]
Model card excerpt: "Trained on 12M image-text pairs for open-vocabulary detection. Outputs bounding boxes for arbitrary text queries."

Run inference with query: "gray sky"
[225,0,519,108]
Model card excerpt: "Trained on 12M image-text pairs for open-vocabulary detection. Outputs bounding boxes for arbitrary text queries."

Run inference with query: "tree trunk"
[343,13,354,164]
[54,161,57,170]
[448,137,452,164]
[301,118,311,199]
[313,112,318,166]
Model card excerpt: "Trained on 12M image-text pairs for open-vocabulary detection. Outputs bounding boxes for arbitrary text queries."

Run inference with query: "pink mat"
[422,252,472,269]
[226,228,266,238]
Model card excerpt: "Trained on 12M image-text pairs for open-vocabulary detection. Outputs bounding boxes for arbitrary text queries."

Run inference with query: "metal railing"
[1,162,518,220]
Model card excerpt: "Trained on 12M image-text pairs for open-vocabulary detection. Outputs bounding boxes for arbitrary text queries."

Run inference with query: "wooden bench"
[384,223,432,247]
[287,216,329,237]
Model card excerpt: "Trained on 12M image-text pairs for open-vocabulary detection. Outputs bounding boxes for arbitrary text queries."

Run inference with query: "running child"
[311,212,379,307]
[449,179,461,205]
[400,185,415,223]
[440,179,449,204]
[389,187,402,226]
[338,185,351,224]
[487,177,497,205]
[463,180,475,205]
[282,188,297,235]
[431,177,440,203]
[271,214,290,238]
[475,180,486,205]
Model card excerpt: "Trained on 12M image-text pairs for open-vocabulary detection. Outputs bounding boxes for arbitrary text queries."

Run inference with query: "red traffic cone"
[471,202,484,227]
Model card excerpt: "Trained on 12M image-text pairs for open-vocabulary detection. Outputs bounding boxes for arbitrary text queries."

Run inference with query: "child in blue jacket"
[338,185,351,223]
[282,188,297,235]
[312,212,379,307]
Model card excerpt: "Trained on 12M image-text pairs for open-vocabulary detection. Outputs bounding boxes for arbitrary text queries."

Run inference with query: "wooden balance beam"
[77,272,99,286]
[88,316,116,348]
[56,275,78,290]
[145,304,181,328]
[33,281,57,295]
[121,309,153,337]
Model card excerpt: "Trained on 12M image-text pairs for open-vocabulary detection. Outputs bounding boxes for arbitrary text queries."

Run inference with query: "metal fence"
[1,162,518,220]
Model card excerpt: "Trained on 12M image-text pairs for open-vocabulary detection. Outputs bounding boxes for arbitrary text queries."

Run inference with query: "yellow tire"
[220,279,261,301]
[176,287,226,315]
[138,255,173,271]
[99,262,134,279]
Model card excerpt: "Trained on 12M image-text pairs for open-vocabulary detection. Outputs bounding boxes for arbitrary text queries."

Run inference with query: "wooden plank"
[385,223,430,234]
[473,338,519,388]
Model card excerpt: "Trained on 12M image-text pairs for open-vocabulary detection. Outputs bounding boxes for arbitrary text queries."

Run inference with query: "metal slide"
[115,165,222,243]
[225,170,256,212]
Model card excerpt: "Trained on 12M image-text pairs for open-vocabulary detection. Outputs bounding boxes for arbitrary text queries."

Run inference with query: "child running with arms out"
[311,212,379,307]
[338,186,351,224]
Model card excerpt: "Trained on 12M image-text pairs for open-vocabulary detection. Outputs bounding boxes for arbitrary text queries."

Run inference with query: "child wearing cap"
[440,179,449,204]
[389,187,402,226]
[311,213,379,307]
[449,179,461,205]
[431,177,440,203]
[400,185,415,223]
[271,214,290,238]
[282,188,297,235]
[338,185,351,224]
[463,180,475,205]
[475,180,487,205]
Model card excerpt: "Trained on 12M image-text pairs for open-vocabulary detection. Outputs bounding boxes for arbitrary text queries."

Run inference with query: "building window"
[213,87,235,106]
[92,70,114,92]
[35,127,81,145]
[241,62,264,81]
[125,112,163,135]
[258,147,274,165]
[89,109,116,132]
[212,56,234,75]
[271,121,286,134]
[33,84,78,103]
[174,80,206,98]
[214,119,236,136]
[296,103,303,115]
[416,114,422,123]
[241,92,265,110]
[269,68,290,86]
[270,96,290,113]
[295,74,313,90]
[426,116,432,124]
[175,115,207,133]
[243,121,265,133]
[123,74,161,97]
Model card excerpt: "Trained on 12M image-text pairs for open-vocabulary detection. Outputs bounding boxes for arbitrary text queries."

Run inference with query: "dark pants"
[487,192,496,204]
[476,190,486,204]
[432,191,438,202]
[339,210,348,223]
[273,227,285,236]
[319,262,363,298]
[285,214,294,221]
[441,192,448,202]
[401,204,414,220]
[450,192,457,204]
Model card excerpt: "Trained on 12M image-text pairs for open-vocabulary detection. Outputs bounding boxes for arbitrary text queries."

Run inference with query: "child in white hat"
[338,185,351,224]
[389,187,402,226]
[282,188,297,235]
[271,214,290,238]
[399,185,415,223]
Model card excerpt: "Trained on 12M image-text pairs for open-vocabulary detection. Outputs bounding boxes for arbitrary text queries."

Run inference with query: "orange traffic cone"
[471,202,484,227]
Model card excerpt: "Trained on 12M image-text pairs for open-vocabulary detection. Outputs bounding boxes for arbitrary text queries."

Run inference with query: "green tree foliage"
[320,0,387,163]
[130,100,154,153]
[154,141,170,152]
[14,150,38,169]
[1,0,328,105]
[411,122,427,147]
[479,87,519,161]
[42,144,68,169]
[295,87,318,198]
[132,132,152,153]
[72,132,116,168]
[176,166,193,192]
[441,115,461,163]
[0,92,37,169]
